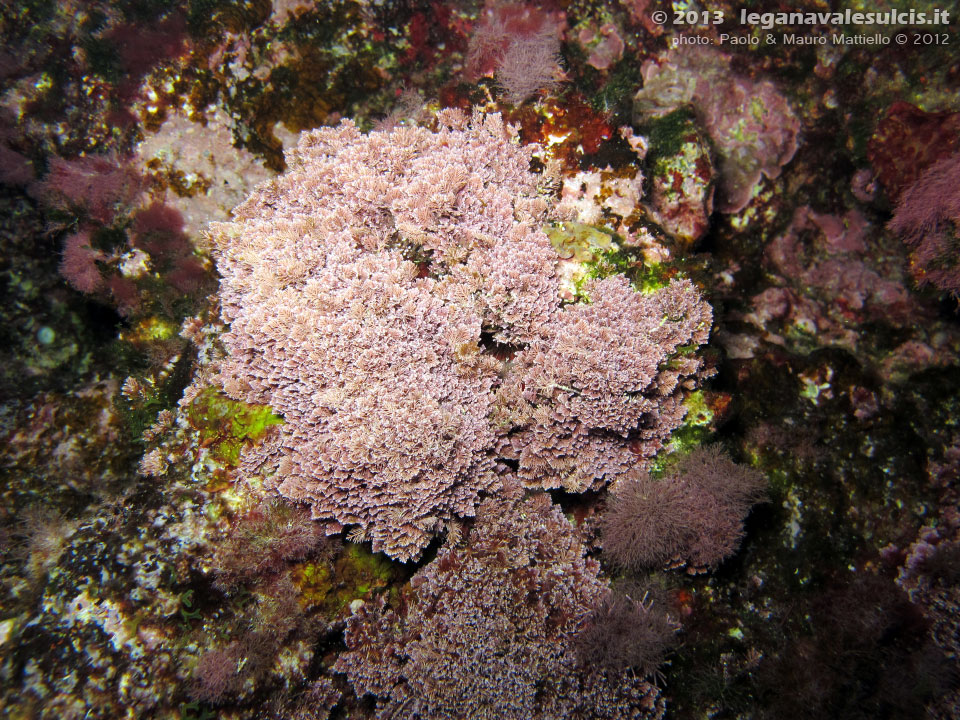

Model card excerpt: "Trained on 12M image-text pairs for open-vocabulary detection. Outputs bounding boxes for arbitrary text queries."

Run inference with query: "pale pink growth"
[59,230,105,293]
[889,153,960,294]
[465,1,564,104]
[122,376,149,399]
[374,88,428,131]
[179,315,207,344]
[13,506,78,581]
[212,111,712,560]
[495,29,562,105]
[761,205,921,336]
[134,107,272,237]
[557,171,606,225]
[268,0,316,25]
[442,225,560,344]
[465,4,509,79]
[498,275,712,492]
[212,111,559,561]
[619,125,649,158]
[138,447,168,477]
[581,23,625,71]
[190,644,243,704]
[142,409,174,442]
[555,167,645,238]
[465,1,565,78]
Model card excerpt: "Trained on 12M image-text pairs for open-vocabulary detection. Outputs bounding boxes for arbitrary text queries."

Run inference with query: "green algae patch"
[547,221,617,263]
[639,107,702,164]
[581,245,637,283]
[547,221,674,300]
[292,561,334,609]
[131,315,178,342]
[649,390,733,474]
[682,390,716,430]
[185,387,284,466]
[665,392,715,456]
[293,543,400,616]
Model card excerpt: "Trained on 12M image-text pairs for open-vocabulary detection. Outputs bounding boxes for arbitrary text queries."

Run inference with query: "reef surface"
[1,2,958,719]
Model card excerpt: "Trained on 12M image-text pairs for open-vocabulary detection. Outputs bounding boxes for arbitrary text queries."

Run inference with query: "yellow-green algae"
[293,543,400,615]
[546,220,674,299]
[184,387,284,466]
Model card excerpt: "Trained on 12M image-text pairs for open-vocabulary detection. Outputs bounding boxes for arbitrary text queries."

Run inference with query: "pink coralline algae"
[334,493,666,720]
[577,22,625,71]
[134,108,273,238]
[634,46,800,213]
[497,275,712,492]
[59,230,106,294]
[735,205,924,356]
[889,153,960,295]
[210,109,711,561]
[766,207,916,322]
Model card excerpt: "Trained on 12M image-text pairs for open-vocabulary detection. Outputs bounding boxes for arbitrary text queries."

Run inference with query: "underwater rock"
[634,45,799,214]
[640,109,716,246]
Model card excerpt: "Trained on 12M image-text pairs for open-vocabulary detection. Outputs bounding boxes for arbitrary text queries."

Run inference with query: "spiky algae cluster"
[209,109,711,561]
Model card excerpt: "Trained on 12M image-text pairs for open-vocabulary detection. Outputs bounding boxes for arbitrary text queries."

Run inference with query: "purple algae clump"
[464,0,565,105]
[208,109,712,561]
[889,152,960,295]
[602,445,767,572]
[573,583,679,678]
